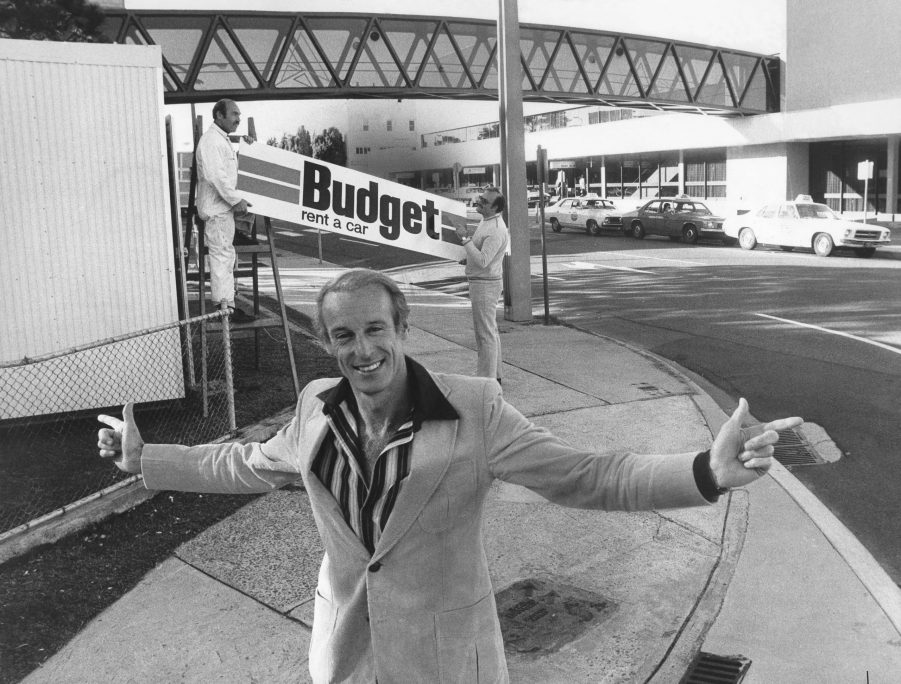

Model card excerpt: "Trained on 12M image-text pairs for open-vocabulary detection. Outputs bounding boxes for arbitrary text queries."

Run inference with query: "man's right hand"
[97,402,144,474]
[233,199,252,216]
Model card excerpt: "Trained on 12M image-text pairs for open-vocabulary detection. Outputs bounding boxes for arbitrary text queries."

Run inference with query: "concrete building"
[354,0,901,220]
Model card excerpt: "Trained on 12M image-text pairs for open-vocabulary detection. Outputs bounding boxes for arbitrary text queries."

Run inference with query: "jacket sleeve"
[480,383,710,511]
[140,386,318,494]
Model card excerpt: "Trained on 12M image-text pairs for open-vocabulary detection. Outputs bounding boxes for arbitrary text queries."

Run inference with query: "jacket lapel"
[371,417,458,561]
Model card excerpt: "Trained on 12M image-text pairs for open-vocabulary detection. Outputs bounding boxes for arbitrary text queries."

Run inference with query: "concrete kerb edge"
[551,318,750,676]
[595,324,901,639]
[766,462,901,637]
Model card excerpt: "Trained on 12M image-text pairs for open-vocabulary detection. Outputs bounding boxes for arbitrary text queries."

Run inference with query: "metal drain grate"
[681,651,751,683]
[772,428,826,468]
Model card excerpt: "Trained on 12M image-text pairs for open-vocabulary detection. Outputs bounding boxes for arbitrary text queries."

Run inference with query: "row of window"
[362,120,415,132]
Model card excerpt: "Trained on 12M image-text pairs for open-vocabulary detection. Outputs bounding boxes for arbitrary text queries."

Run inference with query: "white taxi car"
[724,195,891,257]
[541,195,624,236]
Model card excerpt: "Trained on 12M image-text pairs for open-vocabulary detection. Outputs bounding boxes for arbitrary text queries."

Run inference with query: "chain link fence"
[0,311,235,538]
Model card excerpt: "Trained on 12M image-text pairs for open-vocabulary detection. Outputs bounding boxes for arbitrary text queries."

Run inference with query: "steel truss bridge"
[102,11,779,116]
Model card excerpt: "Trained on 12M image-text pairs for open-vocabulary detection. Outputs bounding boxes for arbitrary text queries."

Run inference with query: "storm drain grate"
[495,577,615,655]
[772,428,826,468]
[681,651,751,683]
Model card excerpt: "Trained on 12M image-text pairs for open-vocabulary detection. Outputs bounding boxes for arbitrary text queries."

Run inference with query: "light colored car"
[723,195,892,257]
[541,195,624,236]
[622,197,726,243]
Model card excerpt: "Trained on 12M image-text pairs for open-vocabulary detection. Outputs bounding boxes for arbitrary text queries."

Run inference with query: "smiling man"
[97,268,801,683]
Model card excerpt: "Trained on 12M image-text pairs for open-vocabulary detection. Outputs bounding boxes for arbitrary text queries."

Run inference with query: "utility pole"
[498,0,531,321]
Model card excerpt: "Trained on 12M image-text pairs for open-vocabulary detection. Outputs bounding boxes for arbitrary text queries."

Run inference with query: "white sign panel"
[549,160,576,169]
[857,160,874,180]
[237,142,467,261]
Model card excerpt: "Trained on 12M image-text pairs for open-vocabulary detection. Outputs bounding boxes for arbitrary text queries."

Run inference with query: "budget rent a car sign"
[237,141,468,261]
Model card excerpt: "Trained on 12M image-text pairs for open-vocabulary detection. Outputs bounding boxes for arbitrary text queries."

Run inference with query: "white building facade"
[352,0,901,220]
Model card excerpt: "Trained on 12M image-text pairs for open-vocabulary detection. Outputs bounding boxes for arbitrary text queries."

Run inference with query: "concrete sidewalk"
[22,257,901,682]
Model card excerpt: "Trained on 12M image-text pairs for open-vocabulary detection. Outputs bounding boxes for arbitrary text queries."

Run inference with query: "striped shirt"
[312,358,459,555]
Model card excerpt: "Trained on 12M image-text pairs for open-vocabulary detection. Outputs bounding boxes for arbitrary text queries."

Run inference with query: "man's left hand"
[710,398,803,489]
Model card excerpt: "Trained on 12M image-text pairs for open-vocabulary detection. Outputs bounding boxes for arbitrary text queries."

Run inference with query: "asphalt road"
[269,217,901,585]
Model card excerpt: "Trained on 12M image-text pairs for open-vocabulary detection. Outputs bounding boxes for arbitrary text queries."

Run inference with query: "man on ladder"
[195,98,254,324]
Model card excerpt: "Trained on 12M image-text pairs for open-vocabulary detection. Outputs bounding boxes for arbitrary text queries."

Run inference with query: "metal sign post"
[537,146,550,325]
[858,159,874,223]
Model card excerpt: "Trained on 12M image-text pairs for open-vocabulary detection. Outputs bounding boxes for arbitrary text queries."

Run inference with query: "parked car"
[623,197,726,243]
[723,195,892,257]
[541,195,624,236]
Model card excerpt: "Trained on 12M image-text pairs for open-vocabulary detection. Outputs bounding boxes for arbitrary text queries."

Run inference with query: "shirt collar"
[317,356,459,429]
[210,123,231,140]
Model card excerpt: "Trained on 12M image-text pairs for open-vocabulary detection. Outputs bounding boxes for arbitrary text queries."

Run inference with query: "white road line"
[755,313,901,355]
[627,254,705,265]
[566,260,658,275]
[339,237,376,247]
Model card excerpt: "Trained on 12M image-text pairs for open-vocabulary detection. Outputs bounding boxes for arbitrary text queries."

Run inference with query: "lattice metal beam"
[100,10,779,115]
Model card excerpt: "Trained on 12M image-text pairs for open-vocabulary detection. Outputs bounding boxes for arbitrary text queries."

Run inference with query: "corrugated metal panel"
[0,40,183,416]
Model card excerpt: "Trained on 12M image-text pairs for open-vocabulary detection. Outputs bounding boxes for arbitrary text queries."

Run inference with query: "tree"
[266,125,314,157]
[0,0,109,42]
[313,127,347,166]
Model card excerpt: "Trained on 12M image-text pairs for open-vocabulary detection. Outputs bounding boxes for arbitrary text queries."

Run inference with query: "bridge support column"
[498,0,531,322]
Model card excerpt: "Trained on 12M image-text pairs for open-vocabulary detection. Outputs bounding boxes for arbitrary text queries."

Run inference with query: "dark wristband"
[693,450,729,502]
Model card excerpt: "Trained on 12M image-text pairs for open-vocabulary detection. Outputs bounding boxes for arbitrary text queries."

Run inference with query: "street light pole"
[498,0,531,321]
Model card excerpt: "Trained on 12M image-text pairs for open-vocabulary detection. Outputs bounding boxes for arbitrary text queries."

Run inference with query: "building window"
[409,120,415,131]
[387,120,393,131]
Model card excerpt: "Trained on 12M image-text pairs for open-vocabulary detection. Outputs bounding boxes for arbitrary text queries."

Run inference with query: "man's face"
[475,191,499,219]
[321,285,407,398]
[215,102,241,134]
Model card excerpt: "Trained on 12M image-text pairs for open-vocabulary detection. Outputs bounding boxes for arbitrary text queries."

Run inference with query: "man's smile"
[354,360,384,373]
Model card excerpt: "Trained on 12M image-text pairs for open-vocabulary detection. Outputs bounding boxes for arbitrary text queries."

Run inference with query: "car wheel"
[738,228,757,250]
[858,247,876,258]
[631,221,645,239]
[550,218,561,233]
[813,233,834,257]
[780,246,794,252]
[587,219,601,236]
[682,224,699,244]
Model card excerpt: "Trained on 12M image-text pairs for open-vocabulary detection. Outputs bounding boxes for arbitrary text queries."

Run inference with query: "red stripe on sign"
[239,156,301,185]
[237,173,300,203]
[441,211,467,227]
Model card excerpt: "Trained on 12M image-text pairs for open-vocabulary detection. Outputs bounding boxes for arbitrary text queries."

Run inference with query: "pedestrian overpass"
[101,10,778,115]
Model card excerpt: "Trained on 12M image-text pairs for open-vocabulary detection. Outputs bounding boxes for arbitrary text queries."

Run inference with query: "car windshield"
[796,203,837,219]
[586,200,614,208]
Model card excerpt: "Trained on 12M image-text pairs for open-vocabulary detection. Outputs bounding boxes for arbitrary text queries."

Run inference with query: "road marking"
[340,237,376,247]
[755,313,901,355]
[565,260,658,275]
[626,254,705,265]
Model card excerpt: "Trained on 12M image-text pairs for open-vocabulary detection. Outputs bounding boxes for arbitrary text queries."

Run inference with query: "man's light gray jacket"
[141,367,710,683]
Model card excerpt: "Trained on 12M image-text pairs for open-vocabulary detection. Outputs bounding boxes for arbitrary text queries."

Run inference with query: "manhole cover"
[495,577,615,655]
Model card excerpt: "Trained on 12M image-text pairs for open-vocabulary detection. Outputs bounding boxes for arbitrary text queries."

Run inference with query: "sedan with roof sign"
[623,197,726,243]
[723,195,891,257]
[541,195,625,236]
